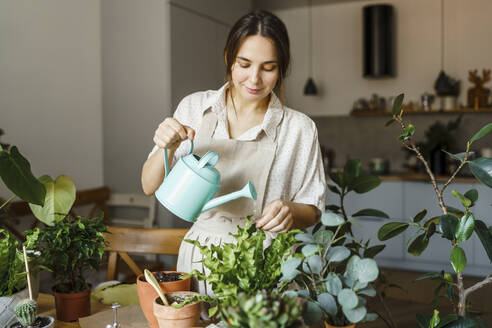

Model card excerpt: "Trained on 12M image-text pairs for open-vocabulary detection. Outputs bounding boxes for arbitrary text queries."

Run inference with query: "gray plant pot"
[9,315,55,328]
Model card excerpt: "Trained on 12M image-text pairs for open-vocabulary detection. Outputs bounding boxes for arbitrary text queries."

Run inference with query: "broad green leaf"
[317,293,337,316]
[321,212,345,227]
[446,206,464,217]
[469,122,492,144]
[326,246,351,263]
[307,255,323,274]
[438,215,458,240]
[440,316,479,328]
[430,310,440,328]
[464,189,478,204]
[29,175,76,226]
[469,157,492,188]
[442,150,474,162]
[407,234,429,256]
[413,209,427,223]
[451,190,472,209]
[329,172,344,189]
[346,255,378,283]
[363,244,385,258]
[351,174,381,194]
[314,229,334,245]
[0,146,46,206]
[338,288,358,309]
[302,244,319,256]
[327,183,341,195]
[344,159,362,186]
[474,220,492,263]
[343,304,367,324]
[378,222,409,241]
[435,314,459,328]
[352,208,389,219]
[426,222,436,239]
[295,233,315,243]
[450,247,466,274]
[455,213,475,243]
[325,272,342,296]
[303,301,323,325]
[392,93,404,116]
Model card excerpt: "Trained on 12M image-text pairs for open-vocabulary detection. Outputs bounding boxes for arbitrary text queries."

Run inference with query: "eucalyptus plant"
[378,93,492,326]
[280,211,379,327]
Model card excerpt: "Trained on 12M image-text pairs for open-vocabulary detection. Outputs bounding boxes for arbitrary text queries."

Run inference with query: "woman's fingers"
[154,118,195,149]
[261,205,289,231]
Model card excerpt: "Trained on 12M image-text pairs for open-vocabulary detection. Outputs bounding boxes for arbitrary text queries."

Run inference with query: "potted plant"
[9,299,54,328]
[152,291,202,328]
[180,217,300,321]
[377,94,492,326]
[221,290,305,328]
[280,210,379,328]
[137,271,191,328]
[25,214,108,322]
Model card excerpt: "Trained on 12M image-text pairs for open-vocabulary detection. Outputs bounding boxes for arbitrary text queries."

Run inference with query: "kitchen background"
[1,0,492,275]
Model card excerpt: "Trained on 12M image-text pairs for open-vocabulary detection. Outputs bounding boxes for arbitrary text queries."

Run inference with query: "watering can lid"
[182,151,220,185]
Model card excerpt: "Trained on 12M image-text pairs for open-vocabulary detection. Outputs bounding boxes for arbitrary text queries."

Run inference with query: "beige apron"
[176,108,278,296]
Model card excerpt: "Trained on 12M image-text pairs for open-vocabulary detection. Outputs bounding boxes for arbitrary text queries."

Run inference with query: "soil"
[139,271,183,283]
[156,293,193,305]
[10,316,52,328]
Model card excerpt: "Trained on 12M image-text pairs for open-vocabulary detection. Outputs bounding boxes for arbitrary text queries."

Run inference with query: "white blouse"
[149,83,326,213]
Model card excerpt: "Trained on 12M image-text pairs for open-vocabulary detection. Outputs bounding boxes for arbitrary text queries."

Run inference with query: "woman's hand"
[153,118,195,151]
[256,200,294,233]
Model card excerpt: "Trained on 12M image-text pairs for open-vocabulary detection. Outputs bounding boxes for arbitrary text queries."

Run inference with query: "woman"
[141,10,326,295]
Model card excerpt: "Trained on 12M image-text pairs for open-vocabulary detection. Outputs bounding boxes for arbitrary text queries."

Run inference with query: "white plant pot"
[0,287,29,328]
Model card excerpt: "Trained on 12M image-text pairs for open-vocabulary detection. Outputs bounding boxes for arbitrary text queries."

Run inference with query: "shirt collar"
[202,83,284,142]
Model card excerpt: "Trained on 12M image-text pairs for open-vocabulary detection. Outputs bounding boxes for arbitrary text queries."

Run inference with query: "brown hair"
[224,10,291,95]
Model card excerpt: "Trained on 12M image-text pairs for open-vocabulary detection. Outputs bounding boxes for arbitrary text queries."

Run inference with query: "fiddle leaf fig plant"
[280,211,379,327]
[379,93,492,325]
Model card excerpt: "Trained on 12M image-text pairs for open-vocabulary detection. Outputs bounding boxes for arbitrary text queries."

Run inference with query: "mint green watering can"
[154,140,257,222]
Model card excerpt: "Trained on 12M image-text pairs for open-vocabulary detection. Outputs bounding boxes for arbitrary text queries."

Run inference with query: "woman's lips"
[245,86,261,94]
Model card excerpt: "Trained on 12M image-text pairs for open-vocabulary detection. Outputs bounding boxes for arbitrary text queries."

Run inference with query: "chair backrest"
[106,193,156,229]
[103,226,189,281]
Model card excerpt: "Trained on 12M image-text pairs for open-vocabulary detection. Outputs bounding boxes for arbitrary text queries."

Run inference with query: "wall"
[256,0,492,116]
[0,0,103,194]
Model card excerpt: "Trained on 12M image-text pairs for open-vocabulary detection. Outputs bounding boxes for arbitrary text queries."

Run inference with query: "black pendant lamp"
[304,0,318,95]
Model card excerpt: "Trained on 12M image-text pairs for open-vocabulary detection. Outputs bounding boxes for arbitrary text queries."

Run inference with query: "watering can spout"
[201,181,257,212]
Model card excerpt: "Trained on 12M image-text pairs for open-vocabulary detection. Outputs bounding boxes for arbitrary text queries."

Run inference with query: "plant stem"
[464,274,492,299]
[377,290,397,328]
[457,273,465,316]
[0,195,16,210]
[441,143,471,195]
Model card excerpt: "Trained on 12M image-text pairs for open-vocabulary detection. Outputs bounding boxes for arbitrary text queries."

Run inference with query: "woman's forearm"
[290,202,321,229]
[141,148,175,195]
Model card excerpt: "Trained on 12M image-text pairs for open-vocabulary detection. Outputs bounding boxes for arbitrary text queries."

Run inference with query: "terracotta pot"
[136,271,191,328]
[324,322,355,328]
[153,291,202,328]
[52,286,91,322]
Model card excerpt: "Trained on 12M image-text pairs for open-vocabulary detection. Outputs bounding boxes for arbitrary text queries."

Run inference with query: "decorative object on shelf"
[363,4,395,78]
[467,69,491,109]
[481,147,492,158]
[369,93,386,111]
[420,92,435,111]
[304,0,318,95]
[369,157,389,175]
[434,0,460,110]
[351,98,370,112]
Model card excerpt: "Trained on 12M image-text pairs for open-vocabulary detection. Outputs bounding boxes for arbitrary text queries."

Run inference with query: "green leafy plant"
[280,211,380,327]
[14,299,37,327]
[380,94,492,326]
[25,215,108,293]
[0,229,29,297]
[222,290,305,328]
[181,217,300,318]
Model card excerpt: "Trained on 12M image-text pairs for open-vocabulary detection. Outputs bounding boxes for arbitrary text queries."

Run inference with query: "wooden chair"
[103,226,189,281]
[106,193,156,229]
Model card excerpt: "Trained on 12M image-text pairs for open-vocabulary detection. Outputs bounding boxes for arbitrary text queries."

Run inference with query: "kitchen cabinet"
[326,180,492,276]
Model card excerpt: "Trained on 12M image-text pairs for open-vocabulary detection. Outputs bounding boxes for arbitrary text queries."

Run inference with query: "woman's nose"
[249,67,261,84]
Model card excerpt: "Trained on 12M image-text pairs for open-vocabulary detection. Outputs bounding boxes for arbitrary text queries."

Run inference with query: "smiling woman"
[141,10,326,297]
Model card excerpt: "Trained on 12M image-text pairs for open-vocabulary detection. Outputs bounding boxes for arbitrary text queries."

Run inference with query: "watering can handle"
[197,151,219,169]
[163,140,194,177]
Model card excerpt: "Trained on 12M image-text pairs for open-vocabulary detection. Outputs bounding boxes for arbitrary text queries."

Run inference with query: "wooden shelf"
[378,173,477,183]
[351,107,492,116]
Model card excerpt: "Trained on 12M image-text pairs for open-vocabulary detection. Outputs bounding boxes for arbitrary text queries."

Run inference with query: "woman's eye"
[239,63,250,68]
[263,66,276,72]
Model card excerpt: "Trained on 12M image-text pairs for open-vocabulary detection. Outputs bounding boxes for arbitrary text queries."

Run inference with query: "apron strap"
[197,108,218,140]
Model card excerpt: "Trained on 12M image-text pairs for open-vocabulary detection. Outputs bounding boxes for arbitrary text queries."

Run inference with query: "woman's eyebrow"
[237,56,277,64]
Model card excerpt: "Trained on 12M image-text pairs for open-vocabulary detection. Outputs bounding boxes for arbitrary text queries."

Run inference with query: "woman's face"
[231,35,279,103]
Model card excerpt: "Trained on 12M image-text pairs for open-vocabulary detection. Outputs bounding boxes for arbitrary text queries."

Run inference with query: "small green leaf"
[469,157,492,188]
[352,208,389,219]
[438,214,459,240]
[446,206,464,217]
[281,257,302,279]
[338,289,358,309]
[326,246,350,263]
[344,159,362,186]
[392,93,404,116]
[351,174,381,194]
[329,172,344,189]
[415,272,442,281]
[321,212,345,227]
[451,190,472,209]
[314,229,334,245]
[413,209,427,223]
[385,118,395,127]
[408,234,429,256]
[325,272,342,296]
[343,304,367,324]
[474,220,492,263]
[363,244,386,258]
[358,285,376,297]
[450,247,467,274]
[307,255,323,274]
[442,150,474,162]
[378,222,409,241]
[295,233,315,243]
[469,123,492,144]
[302,244,319,256]
[455,213,475,243]
[464,189,478,204]
[327,184,341,195]
[317,293,337,316]
[430,309,440,328]
[435,314,459,328]
[303,301,323,325]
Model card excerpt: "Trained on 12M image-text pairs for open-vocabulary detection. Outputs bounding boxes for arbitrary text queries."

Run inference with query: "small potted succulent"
[281,211,380,328]
[221,290,305,328]
[9,299,54,328]
[25,213,108,322]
